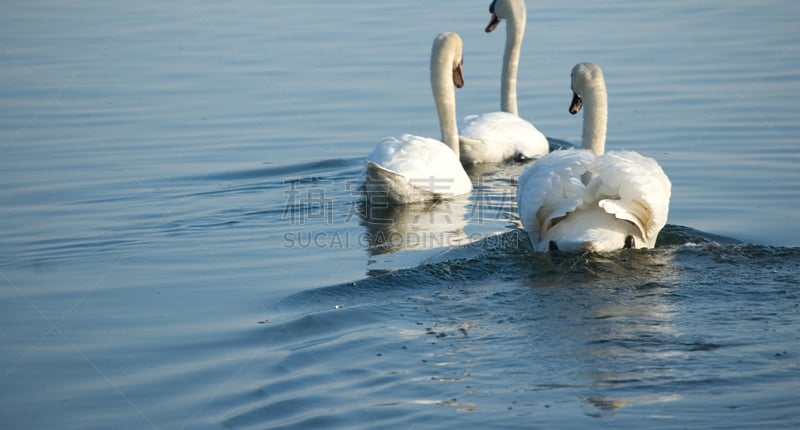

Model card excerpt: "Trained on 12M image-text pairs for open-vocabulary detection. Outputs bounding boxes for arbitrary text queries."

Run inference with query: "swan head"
[569,62,605,114]
[432,32,464,88]
[485,0,525,33]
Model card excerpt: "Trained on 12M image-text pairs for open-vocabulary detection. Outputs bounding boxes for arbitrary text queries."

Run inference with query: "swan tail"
[364,161,438,204]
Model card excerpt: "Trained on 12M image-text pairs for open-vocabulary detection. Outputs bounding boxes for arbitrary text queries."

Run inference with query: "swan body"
[459,0,548,164]
[365,134,471,203]
[365,33,472,204]
[460,111,546,163]
[517,63,671,252]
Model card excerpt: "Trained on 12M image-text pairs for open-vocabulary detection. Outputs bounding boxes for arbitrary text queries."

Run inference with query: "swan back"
[517,149,671,252]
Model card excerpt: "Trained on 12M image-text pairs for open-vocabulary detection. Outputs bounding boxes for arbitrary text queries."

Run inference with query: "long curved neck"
[581,82,607,156]
[431,50,460,157]
[501,7,525,116]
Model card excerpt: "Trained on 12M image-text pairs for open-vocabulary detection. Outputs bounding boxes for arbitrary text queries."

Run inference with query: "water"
[1,1,799,429]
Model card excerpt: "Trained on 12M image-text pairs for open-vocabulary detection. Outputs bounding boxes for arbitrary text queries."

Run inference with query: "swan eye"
[489,0,496,14]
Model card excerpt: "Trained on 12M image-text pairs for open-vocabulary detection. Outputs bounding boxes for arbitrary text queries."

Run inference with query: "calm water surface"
[1,1,799,429]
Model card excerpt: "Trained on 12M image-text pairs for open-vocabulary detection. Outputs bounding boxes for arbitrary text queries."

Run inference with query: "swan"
[458,0,549,164]
[364,32,472,204]
[516,63,671,252]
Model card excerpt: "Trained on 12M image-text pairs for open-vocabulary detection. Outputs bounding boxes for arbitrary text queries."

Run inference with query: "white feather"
[365,134,472,203]
[518,148,671,252]
[459,112,548,163]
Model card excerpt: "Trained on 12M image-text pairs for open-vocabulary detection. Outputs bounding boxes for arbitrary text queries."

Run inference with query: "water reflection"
[356,196,470,256]
[519,247,686,416]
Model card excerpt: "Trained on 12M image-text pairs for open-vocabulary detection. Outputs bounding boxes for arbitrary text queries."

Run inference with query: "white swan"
[517,63,671,252]
[459,0,548,164]
[364,32,472,204]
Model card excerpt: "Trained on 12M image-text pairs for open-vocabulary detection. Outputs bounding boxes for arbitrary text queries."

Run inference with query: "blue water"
[1,1,799,429]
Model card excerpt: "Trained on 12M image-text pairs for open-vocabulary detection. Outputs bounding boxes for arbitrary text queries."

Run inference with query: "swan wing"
[517,149,595,245]
[459,111,548,163]
[592,150,671,245]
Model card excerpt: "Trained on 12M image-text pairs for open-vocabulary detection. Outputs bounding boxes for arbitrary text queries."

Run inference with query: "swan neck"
[431,48,460,156]
[501,10,525,116]
[581,85,607,156]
